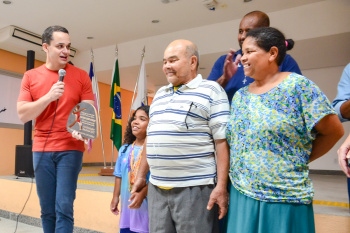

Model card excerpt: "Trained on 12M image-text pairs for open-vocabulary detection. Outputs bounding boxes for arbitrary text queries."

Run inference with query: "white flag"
[131,56,147,110]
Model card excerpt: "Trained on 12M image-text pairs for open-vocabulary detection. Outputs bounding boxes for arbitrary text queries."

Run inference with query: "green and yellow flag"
[110,57,122,150]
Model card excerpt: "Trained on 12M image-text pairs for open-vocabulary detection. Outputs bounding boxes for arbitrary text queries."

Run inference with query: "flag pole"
[91,49,107,168]
[128,46,145,121]
[110,45,118,169]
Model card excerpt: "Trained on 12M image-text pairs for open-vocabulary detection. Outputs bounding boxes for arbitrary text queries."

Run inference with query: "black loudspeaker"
[23,50,35,146]
[15,145,34,177]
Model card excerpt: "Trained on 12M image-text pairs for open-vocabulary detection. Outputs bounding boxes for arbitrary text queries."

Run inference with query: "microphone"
[57,69,66,102]
[58,69,66,82]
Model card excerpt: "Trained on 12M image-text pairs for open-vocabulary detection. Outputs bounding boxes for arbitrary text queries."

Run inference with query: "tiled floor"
[1,167,349,232]
[0,217,40,233]
[311,173,349,217]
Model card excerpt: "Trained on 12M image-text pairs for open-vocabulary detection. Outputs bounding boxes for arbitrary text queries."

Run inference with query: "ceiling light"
[203,0,217,11]
[161,0,178,3]
[3,1,12,4]
[152,20,160,24]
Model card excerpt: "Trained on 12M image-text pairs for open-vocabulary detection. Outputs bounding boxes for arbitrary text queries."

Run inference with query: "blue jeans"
[33,150,83,233]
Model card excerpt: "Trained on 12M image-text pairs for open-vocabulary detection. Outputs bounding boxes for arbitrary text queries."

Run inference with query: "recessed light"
[161,0,179,3]
[3,1,12,4]
[152,20,160,24]
[87,36,94,39]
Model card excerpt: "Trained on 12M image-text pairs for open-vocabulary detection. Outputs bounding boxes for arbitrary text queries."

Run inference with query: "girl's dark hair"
[246,27,295,66]
[122,105,150,146]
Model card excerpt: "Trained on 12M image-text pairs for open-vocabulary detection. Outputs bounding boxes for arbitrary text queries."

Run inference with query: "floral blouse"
[226,73,336,204]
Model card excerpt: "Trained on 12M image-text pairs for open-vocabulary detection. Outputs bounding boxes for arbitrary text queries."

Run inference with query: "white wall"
[303,65,350,170]
[0,72,23,126]
[74,0,350,73]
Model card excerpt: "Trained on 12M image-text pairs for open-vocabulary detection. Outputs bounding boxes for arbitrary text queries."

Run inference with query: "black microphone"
[57,69,66,102]
[58,69,66,82]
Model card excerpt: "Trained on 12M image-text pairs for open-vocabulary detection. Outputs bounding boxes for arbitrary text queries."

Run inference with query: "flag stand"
[89,49,113,176]
[98,167,114,176]
[109,45,118,170]
[101,47,147,176]
[101,45,122,176]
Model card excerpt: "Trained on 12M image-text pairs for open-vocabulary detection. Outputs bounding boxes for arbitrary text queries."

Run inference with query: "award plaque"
[66,102,98,139]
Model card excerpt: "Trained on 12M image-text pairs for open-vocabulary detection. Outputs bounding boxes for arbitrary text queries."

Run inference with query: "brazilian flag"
[110,57,122,150]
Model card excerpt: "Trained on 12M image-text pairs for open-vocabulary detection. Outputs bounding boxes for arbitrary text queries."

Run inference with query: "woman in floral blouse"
[225,27,344,233]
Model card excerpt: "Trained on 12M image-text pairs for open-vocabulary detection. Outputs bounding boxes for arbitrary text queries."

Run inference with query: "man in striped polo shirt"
[131,39,230,232]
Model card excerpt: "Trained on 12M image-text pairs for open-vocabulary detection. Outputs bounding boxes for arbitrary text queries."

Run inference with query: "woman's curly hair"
[122,105,150,146]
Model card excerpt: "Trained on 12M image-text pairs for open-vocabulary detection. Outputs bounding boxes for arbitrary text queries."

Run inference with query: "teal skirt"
[225,184,315,233]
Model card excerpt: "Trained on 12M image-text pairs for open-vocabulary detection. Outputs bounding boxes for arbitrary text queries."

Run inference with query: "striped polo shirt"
[147,74,230,187]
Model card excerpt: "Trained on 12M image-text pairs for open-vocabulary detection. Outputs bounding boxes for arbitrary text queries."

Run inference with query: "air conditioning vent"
[12,27,42,47]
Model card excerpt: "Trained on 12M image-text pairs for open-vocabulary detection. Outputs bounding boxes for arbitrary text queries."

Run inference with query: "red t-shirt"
[18,64,94,152]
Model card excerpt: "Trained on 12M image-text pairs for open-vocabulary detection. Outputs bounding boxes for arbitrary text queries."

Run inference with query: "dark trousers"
[348,178,350,211]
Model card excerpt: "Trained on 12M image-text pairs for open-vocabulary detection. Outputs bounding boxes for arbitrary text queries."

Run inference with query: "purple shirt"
[114,144,149,233]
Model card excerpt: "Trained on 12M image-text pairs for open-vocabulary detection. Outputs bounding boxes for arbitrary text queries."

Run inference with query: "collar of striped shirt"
[165,74,203,90]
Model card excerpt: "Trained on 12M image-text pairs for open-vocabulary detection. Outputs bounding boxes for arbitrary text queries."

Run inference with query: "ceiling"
[0,0,349,95]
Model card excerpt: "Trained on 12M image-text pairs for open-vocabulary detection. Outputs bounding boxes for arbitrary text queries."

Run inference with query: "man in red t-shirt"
[17,25,94,233]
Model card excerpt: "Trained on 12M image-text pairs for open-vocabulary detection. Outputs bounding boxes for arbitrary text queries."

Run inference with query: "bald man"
[207,10,301,103]
[132,39,230,233]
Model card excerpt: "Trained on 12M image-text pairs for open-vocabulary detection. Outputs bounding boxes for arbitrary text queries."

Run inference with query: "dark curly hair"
[246,27,295,66]
[122,105,150,146]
